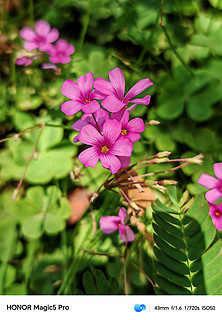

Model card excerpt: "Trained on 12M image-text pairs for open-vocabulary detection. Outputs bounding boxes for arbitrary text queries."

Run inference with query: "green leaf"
[95,270,109,294]
[83,271,97,294]
[152,193,221,294]
[157,96,184,120]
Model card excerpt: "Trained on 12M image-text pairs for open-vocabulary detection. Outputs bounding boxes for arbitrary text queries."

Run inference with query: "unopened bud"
[146,120,161,126]
[33,152,39,160]
[130,202,140,211]
[12,189,19,200]
[14,134,20,141]
[159,179,178,186]
[90,193,99,202]
[154,157,169,163]
[187,154,203,165]
[151,184,166,193]
[157,151,171,158]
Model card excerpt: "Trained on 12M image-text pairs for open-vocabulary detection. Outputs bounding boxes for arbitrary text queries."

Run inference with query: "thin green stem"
[79,2,91,49]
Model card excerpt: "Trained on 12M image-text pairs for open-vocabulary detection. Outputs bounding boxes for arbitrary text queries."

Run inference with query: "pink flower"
[100,207,135,242]
[78,119,133,174]
[111,110,145,142]
[42,63,58,70]
[48,39,75,64]
[209,203,222,230]
[72,109,109,142]
[198,163,222,203]
[20,20,59,52]
[94,67,153,112]
[61,73,102,115]
[15,57,32,66]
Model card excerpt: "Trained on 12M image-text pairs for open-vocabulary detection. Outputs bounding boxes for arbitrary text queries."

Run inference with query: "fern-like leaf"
[152,189,222,295]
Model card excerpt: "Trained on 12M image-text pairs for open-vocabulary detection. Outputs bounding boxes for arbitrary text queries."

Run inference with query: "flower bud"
[12,189,19,200]
[187,154,203,165]
[146,120,160,126]
[14,134,20,141]
[153,157,169,163]
[157,151,171,158]
[33,152,39,160]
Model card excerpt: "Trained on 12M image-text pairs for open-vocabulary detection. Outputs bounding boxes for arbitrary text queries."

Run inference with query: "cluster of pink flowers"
[198,163,222,230]
[61,67,153,174]
[60,67,153,243]
[16,20,75,70]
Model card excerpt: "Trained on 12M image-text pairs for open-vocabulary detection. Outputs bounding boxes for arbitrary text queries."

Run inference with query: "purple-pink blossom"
[48,39,75,64]
[20,20,59,52]
[209,203,222,230]
[94,67,153,112]
[198,162,222,203]
[78,118,133,174]
[111,110,145,142]
[72,109,109,142]
[15,57,32,66]
[100,207,135,242]
[61,73,102,115]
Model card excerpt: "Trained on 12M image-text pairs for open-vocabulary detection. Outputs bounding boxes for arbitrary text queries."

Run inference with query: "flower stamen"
[121,129,128,136]
[215,210,221,217]
[101,145,109,153]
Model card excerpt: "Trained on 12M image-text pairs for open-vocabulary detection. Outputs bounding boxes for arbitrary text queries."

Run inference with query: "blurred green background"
[0,0,222,295]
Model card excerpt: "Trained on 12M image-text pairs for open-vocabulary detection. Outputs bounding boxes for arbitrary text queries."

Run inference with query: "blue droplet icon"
[134,304,146,312]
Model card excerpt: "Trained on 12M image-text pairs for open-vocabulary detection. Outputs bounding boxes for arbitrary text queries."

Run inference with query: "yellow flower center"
[101,145,109,153]
[215,210,221,217]
[121,129,128,136]
[85,99,90,104]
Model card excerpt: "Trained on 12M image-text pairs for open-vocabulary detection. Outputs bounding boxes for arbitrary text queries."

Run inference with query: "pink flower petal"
[60,56,72,64]
[130,94,151,106]
[213,163,222,181]
[119,225,135,242]
[61,79,82,100]
[55,38,69,50]
[127,117,145,133]
[111,109,125,122]
[102,94,125,112]
[100,154,121,174]
[99,216,121,234]
[126,132,141,142]
[72,119,88,131]
[35,20,50,36]
[39,43,52,52]
[20,27,36,41]
[42,63,57,70]
[46,28,59,43]
[109,68,125,101]
[118,207,127,224]
[73,134,80,143]
[209,204,222,230]
[81,100,100,114]
[49,56,60,63]
[124,79,153,102]
[94,77,115,96]
[102,119,122,145]
[77,73,94,99]
[78,146,100,168]
[198,174,218,188]
[111,137,133,157]
[66,44,75,55]
[205,188,222,203]
[78,124,103,146]
[23,41,39,51]
[118,156,131,168]
[61,100,82,116]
